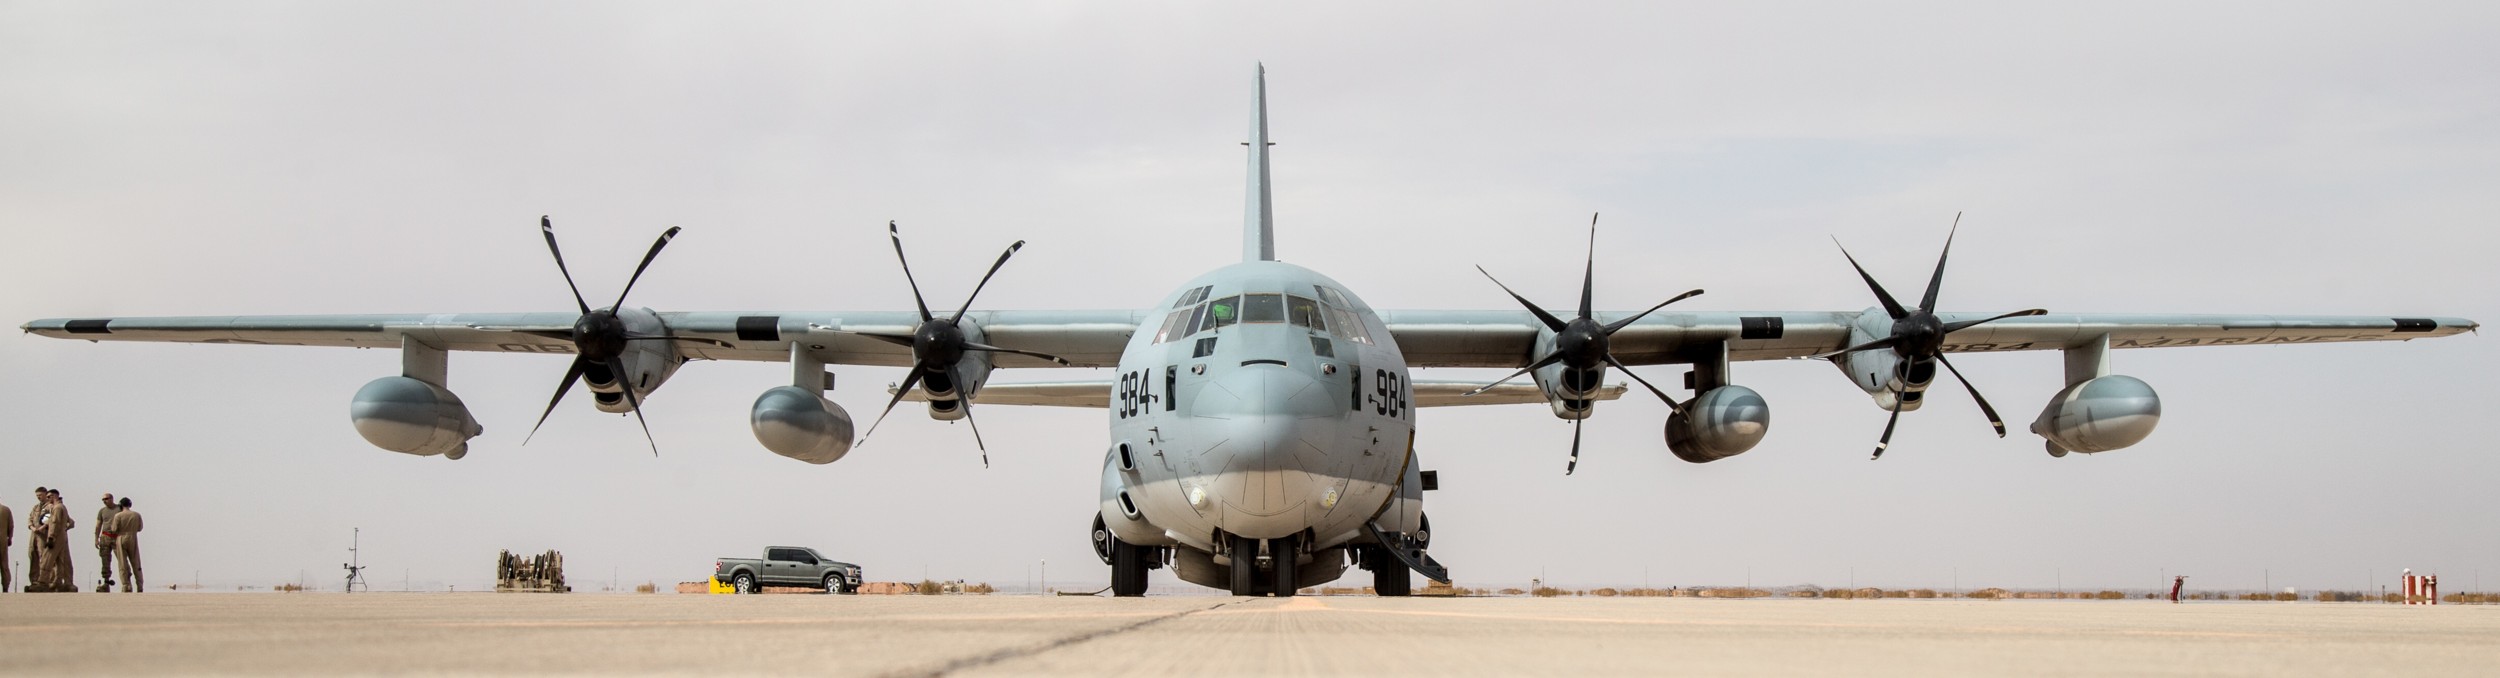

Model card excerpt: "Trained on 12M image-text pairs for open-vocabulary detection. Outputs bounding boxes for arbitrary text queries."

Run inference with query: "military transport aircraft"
[22,66,2478,597]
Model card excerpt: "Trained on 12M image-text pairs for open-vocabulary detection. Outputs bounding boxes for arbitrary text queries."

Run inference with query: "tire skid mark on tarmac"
[0,611,1182,634]
[888,598,1242,678]
[1317,606,2283,640]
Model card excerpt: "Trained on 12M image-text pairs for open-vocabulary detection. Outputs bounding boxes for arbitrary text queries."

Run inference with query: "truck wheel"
[823,573,843,594]
[733,573,758,594]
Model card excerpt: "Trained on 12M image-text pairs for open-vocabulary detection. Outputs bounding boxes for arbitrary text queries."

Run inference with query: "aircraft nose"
[1190,363,1340,532]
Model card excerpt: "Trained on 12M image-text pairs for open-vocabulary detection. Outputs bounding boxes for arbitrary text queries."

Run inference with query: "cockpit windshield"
[1287,296,1327,330]
[1241,294,1286,323]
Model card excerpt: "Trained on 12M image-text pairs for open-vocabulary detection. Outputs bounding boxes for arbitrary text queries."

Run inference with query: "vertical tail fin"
[1243,63,1275,262]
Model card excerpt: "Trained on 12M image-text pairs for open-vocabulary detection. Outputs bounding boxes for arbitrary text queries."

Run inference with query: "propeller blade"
[1578,212,1598,321]
[1872,386,1904,460]
[963,342,1071,366]
[608,359,660,456]
[962,400,989,468]
[1940,309,2048,334]
[858,368,926,446]
[827,329,918,348]
[524,357,591,445]
[1603,354,1682,410]
[1918,212,1959,314]
[1475,266,1569,332]
[888,221,934,322]
[610,226,682,311]
[1934,353,2008,437]
[539,216,591,315]
[1808,336,1903,361]
[1565,415,1584,475]
[1465,351,1567,396]
[951,240,1026,324]
[1601,289,1705,334]
[1834,239,1909,320]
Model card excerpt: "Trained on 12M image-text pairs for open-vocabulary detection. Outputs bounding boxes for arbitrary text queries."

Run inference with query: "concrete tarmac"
[2,593,2494,676]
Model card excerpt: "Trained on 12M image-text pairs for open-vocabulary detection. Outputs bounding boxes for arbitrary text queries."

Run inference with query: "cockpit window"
[1202,295,1241,331]
[1314,285,1356,309]
[1153,309,1192,344]
[1173,286,1211,308]
[1287,296,1327,330]
[1241,294,1285,323]
[1329,306,1373,344]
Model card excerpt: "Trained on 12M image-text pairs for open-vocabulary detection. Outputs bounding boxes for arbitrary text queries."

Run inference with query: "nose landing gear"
[1226,533,1302,597]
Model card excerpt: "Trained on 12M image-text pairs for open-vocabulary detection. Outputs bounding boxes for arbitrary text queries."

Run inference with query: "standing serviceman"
[27,488,52,592]
[94,493,119,592]
[109,498,141,593]
[43,490,74,593]
[1,494,13,593]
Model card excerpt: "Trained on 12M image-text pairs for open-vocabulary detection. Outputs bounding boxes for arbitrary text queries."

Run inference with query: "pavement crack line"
[893,600,1240,678]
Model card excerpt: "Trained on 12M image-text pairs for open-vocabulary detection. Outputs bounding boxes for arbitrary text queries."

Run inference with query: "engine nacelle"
[349,377,482,460]
[1667,385,1771,463]
[2030,375,2161,456]
[750,386,855,464]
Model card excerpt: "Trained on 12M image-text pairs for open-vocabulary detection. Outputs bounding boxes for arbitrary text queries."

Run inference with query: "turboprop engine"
[1666,385,1771,463]
[2030,375,2161,456]
[750,386,856,464]
[349,377,483,460]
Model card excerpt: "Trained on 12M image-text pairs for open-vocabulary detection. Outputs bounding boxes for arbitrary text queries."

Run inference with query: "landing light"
[1187,484,1209,509]
[1321,486,1339,509]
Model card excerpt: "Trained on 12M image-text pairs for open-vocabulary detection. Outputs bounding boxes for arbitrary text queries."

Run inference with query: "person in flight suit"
[43,490,73,593]
[27,488,52,592]
[1,496,13,593]
[110,498,141,593]
[94,493,119,592]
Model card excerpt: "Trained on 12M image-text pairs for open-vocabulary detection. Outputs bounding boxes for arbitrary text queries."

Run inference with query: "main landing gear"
[1095,514,1164,598]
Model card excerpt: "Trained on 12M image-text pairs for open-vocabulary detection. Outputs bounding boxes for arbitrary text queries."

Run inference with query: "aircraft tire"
[1228,535,1259,596]
[1269,535,1299,597]
[1111,541,1150,597]
[1368,546,1412,596]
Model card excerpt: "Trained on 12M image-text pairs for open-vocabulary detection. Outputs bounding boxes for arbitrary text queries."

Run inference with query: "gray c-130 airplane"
[22,66,2479,597]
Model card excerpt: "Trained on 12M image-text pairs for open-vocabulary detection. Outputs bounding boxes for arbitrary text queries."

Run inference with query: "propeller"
[843,221,1070,467]
[522,216,712,456]
[1816,213,2047,460]
[1470,213,1704,475]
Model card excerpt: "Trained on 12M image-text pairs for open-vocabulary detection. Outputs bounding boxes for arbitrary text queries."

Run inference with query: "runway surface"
[2,593,2494,676]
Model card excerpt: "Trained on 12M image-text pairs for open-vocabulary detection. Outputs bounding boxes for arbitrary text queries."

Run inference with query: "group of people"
[2,489,144,593]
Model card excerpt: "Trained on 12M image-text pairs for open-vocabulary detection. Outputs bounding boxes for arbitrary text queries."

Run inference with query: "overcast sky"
[3,2,2493,595]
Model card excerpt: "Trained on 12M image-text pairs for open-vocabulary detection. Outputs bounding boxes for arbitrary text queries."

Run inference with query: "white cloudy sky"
[2,2,2493,594]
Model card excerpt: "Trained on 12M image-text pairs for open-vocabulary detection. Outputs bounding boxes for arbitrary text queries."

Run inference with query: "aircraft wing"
[898,379,1627,408]
[19,310,1145,369]
[1381,310,2479,368]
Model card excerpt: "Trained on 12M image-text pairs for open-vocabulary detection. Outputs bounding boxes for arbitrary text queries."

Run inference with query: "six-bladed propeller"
[1815,213,2046,460]
[1470,213,1704,475]
[842,221,1069,467]
[523,216,725,456]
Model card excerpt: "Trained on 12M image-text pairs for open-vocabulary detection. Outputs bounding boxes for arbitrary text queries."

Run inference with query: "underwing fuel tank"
[1666,385,1771,463]
[2030,375,2161,456]
[750,386,856,464]
[349,376,483,460]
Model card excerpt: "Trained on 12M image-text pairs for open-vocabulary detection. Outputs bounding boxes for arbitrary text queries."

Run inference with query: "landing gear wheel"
[1228,534,1259,596]
[733,573,758,594]
[1371,546,1412,597]
[1111,540,1151,597]
[1269,535,1300,597]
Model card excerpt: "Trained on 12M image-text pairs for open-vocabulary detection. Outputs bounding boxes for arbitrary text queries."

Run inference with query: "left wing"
[22,310,1143,369]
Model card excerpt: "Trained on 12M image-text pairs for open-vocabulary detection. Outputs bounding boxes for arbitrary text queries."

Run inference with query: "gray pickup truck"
[714,546,862,594]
